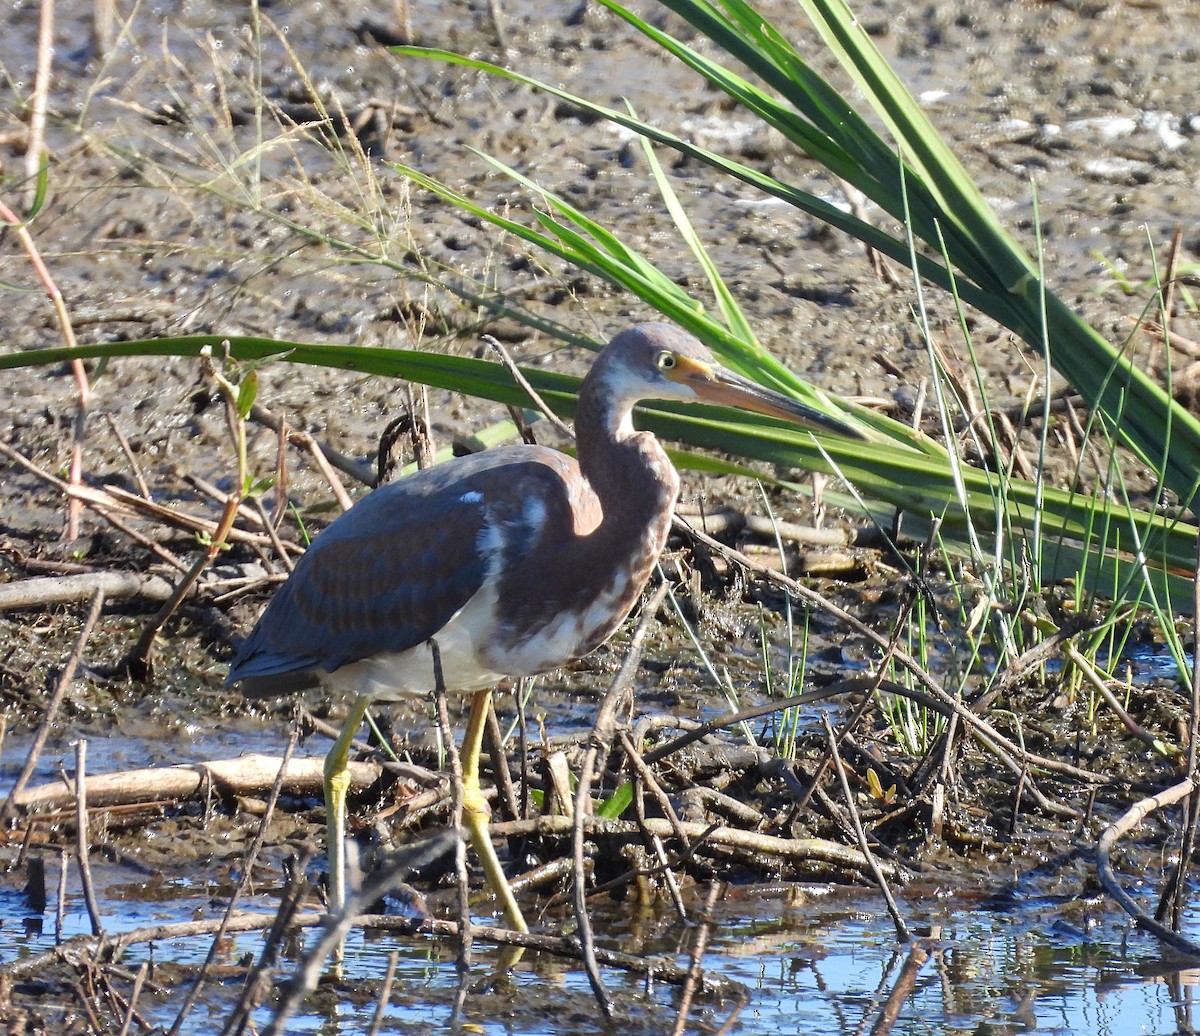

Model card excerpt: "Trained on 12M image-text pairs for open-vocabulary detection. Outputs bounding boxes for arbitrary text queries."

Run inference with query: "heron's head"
[596,322,865,440]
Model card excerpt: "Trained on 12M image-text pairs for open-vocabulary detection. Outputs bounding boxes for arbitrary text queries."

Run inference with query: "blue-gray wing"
[226,447,576,686]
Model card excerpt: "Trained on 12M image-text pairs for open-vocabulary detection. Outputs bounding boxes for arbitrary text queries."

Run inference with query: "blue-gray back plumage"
[226,445,584,692]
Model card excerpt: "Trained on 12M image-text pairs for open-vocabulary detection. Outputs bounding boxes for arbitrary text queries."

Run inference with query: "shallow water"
[2,689,1197,1036]
[6,851,1200,1034]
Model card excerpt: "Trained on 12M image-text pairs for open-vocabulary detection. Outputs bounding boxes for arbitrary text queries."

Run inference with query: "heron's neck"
[574,377,679,524]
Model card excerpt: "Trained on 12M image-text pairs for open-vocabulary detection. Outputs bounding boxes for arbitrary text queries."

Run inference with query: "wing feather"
[226,447,577,686]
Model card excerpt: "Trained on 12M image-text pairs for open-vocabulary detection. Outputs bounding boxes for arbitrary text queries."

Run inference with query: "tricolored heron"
[227,322,863,933]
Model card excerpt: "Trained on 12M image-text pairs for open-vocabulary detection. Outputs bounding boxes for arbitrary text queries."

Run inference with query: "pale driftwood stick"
[741,513,855,546]
[1096,776,1200,958]
[12,755,379,812]
[679,785,764,828]
[0,573,173,613]
[1142,319,1200,360]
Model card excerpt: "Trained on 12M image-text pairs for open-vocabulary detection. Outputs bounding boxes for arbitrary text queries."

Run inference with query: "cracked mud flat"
[2,1,1200,1033]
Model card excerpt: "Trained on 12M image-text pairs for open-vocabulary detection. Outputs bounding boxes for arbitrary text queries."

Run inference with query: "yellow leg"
[462,689,528,938]
[324,693,371,916]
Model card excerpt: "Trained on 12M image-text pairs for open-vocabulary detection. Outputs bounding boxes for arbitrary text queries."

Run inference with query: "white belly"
[323,583,506,700]
[319,568,633,702]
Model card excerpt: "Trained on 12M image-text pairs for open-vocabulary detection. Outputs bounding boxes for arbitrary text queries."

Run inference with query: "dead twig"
[1157,529,1200,929]
[73,740,103,937]
[869,941,932,1036]
[669,882,721,1036]
[367,951,400,1036]
[227,862,315,1036]
[124,348,252,678]
[0,193,91,540]
[1065,642,1181,760]
[24,0,53,191]
[572,581,669,1017]
[103,414,152,499]
[3,907,744,995]
[431,641,474,1002]
[168,731,300,1036]
[483,334,575,440]
[1096,775,1200,958]
[0,440,289,553]
[116,963,149,1036]
[250,401,371,495]
[620,727,691,921]
[822,713,909,942]
[672,521,1105,796]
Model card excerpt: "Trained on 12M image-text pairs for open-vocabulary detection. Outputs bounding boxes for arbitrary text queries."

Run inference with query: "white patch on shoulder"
[475,517,505,567]
[460,490,484,504]
[520,495,546,533]
[323,582,506,701]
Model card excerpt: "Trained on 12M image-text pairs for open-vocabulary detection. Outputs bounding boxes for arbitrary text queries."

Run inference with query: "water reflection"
[4,867,1199,1033]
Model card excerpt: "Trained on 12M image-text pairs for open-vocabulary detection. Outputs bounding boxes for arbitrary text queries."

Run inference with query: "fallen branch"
[489,814,901,880]
[1096,775,1200,959]
[0,573,176,612]
[10,755,380,813]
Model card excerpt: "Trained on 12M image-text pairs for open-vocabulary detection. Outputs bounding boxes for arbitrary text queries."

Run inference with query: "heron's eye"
[656,352,677,371]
